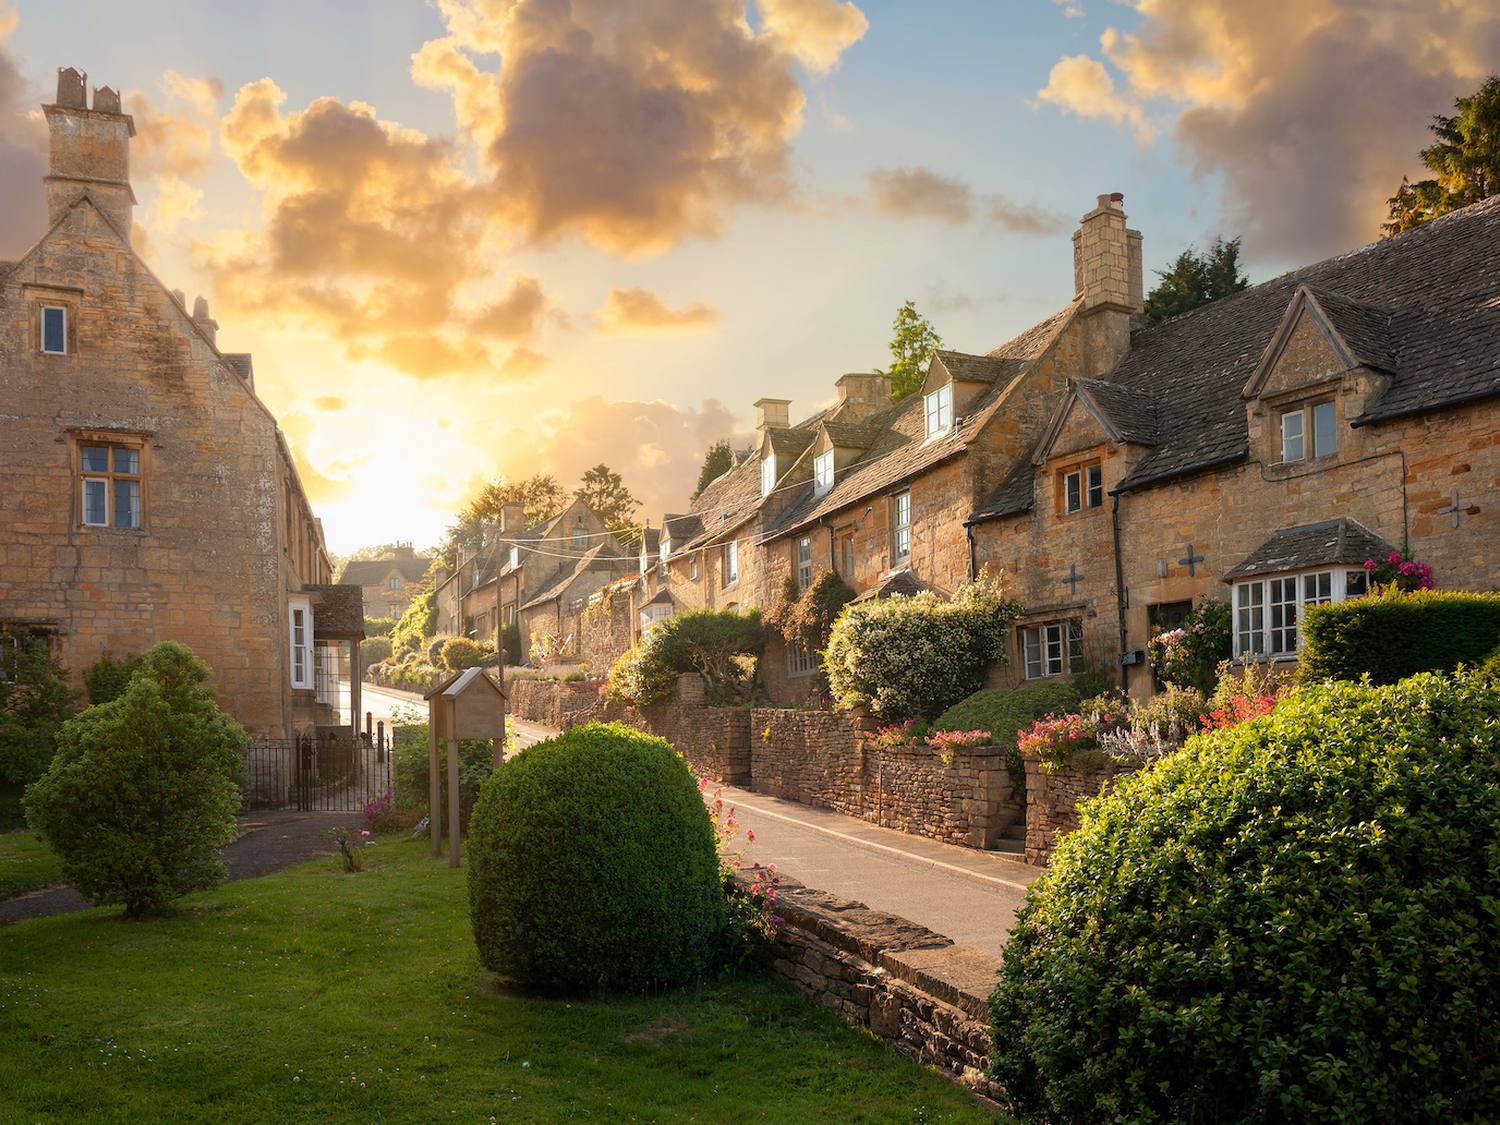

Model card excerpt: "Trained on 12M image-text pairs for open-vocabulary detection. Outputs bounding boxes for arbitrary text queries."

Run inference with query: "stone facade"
[1,70,342,738]
[1020,750,1139,866]
[339,545,429,620]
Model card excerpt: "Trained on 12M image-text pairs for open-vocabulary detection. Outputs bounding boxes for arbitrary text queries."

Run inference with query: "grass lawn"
[0,837,993,1123]
[0,831,66,899]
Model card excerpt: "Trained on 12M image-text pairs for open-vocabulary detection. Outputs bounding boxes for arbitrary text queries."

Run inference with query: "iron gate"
[242,732,392,813]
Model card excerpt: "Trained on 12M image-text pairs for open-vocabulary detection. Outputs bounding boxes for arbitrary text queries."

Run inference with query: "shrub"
[83,651,141,705]
[825,574,1022,721]
[605,610,765,706]
[769,570,855,654]
[467,722,726,991]
[1300,588,1500,684]
[390,585,436,656]
[990,670,1500,1122]
[364,616,397,638]
[440,636,484,672]
[934,682,1082,745]
[390,722,495,830]
[425,634,457,667]
[501,622,522,666]
[359,636,393,666]
[1146,597,1230,694]
[22,642,244,918]
[0,632,78,794]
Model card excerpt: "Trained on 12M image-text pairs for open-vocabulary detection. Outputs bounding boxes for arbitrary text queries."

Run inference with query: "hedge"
[1299,589,1500,684]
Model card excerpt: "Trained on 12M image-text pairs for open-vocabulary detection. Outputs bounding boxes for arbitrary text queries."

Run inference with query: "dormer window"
[1280,401,1337,463]
[813,450,833,495]
[1060,462,1103,514]
[573,516,587,545]
[761,452,777,497]
[41,305,68,355]
[509,546,519,569]
[924,384,953,438]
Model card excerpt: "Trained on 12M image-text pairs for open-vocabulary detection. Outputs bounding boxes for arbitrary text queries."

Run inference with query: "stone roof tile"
[1222,518,1394,580]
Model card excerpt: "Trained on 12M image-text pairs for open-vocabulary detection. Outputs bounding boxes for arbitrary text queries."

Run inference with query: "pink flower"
[1363,559,1377,570]
[1420,577,1435,589]
[359,829,370,838]
[746,829,756,843]
[1388,550,1402,564]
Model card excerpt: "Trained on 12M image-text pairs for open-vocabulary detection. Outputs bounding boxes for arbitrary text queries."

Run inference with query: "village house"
[338,543,431,621]
[0,68,362,740]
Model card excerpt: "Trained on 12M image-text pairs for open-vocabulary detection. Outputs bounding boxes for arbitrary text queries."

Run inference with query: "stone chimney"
[43,67,137,241]
[754,398,791,438]
[192,296,218,346]
[832,373,892,421]
[393,543,415,560]
[500,502,526,534]
[1072,192,1143,376]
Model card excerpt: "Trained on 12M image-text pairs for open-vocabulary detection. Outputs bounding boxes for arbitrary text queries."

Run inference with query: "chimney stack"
[43,67,137,242]
[500,502,526,534]
[393,543,415,560]
[1072,191,1143,376]
[832,372,892,421]
[754,398,791,438]
[192,296,218,347]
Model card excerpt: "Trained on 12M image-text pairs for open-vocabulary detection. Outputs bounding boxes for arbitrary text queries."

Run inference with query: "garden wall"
[1020,750,1139,866]
[755,873,1001,1101]
[508,678,600,729]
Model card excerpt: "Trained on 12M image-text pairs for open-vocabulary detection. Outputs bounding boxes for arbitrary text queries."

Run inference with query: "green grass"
[0,838,991,1123]
[0,831,66,899]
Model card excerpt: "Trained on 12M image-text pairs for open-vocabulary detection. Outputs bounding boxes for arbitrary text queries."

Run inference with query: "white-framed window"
[41,305,68,355]
[1279,409,1305,461]
[388,576,402,590]
[838,533,855,579]
[504,604,516,626]
[924,383,953,438]
[788,643,819,677]
[640,603,674,632]
[722,540,739,587]
[572,516,587,545]
[1062,462,1103,514]
[288,596,313,689]
[1279,401,1338,463]
[1232,568,1369,657]
[79,441,142,529]
[1020,620,1085,679]
[891,492,911,561]
[509,546,519,569]
[690,555,699,581]
[796,536,812,589]
[813,450,834,496]
[761,452,777,498]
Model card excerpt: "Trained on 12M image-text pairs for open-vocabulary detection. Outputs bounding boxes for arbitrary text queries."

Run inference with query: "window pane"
[1312,401,1337,457]
[762,455,776,496]
[1280,411,1304,461]
[82,478,108,525]
[1067,620,1084,673]
[42,306,66,354]
[1269,577,1297,653]
[1022,628,1041,679]
[1235,583,1265,656]
[1302,571,1332,606]
[1065,471,1081,513]
[1345,570,1367,598]
[113,480,141,528]
[1086,464,1103,508]
[113,446,140,475]
[1044,623,1064,675]
[82,445,109,472]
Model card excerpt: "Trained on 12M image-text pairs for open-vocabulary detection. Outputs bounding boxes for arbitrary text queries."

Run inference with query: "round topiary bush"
[467,722,726,992]
[440,636,483,672]
[989,670,1500,1122]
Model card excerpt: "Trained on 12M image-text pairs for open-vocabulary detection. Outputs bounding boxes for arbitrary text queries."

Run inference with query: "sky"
[3,0,1497,555]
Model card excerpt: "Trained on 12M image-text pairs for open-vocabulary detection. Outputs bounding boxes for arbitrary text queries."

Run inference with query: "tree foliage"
[768,570,855,654]
[390,583,437,656]
[1385,76,1500,235]
[1142,237,1249,322]
[440,474,568,567]
[574,463,640,545]
[691,439,734,501]
[882,300,942,402]
[0,632,77,790]
[607,610,766,706]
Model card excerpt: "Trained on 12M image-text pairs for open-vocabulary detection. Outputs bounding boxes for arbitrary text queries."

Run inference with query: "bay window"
[1232,568,1369,657]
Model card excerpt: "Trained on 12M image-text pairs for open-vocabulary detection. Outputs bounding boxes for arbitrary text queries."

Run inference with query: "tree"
[882,300,942,401]
[1385,76,1500,235]
[691,439,733,501]
[574,463,640,545]
[438,473,567,567]
[1143,237,1249,323]
[0,632,77,797]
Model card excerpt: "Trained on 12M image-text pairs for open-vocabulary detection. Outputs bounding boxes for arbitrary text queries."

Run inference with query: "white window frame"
[761,452,777,498]
[1020,620,1084,679]
[1062,462,1103,514]
[78,441,142,529]
[288,596,313,689]
[1232,567,1368,658]
[723,540,739,587]
[689,555,699,581]
[388,576,402,590]
[892,492,911,561]
[787,643,819,678]
[924,383,953,439]
[1280,409,1306,462]
[796,536,812,589]
[509,546,519,569]
[40,304,67,355]
[813,450,834,496]
[640,603,674,632]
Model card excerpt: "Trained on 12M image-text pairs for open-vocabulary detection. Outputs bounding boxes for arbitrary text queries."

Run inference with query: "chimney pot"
[500,501,526,534]
[191,295,218,346]
[192,296,209,320]
[55,68,86,109]
[832,372,893,421]
[43,69,136,241]
[92,86,122,114]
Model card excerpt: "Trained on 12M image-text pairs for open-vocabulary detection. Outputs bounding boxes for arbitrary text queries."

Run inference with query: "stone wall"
[750,708,864,815]
[507,677,600,730]
[1021,749,1138,865]
[756,874,1001,1102]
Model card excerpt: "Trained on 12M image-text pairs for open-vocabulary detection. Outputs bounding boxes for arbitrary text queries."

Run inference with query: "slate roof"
[519,543,627,610]
[821,420,884,450]
[307,583,366,639]
[932,350,1017,384]
[1075,379,1159,445]
[663,512,704,544]
[222,353,255,383]
[339,554,431,586]
[640,526,662,556]
[765,427,816,460]
[850,569,929,601]
[970,458,1038,521]
[1106,193,1500,494]
[1223,519,1394,580]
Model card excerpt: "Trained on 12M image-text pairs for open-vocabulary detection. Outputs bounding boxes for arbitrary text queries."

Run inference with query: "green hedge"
[467,722,724,992]
[1300,589,1500,684]
[933,682,1082,744]
[391,723,495,831]
[990,669,1500,1122]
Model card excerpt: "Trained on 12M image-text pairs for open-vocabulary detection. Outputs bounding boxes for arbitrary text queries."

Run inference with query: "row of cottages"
[1,68,363,740]
[617,189,1497,699]
[338,543,431,621]
[433,497,632,662]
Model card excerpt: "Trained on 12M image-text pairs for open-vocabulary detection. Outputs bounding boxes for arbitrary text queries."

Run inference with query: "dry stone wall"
[1021,749,1139,865]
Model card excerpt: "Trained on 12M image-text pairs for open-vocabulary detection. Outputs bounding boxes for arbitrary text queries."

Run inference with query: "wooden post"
[349,639,363,749]
[447,736,461,868]
[428,719,441,858]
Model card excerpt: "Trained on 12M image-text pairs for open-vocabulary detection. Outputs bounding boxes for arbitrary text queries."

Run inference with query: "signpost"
[423,667,508,868]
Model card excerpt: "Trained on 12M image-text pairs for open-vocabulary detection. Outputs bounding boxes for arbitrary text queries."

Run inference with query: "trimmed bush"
[501,622,522,667]
[990,670,1500,1122]
[364,616,397,638]
[359,636,393,666]
[467,722,725,992]
[1300,588,1500,684]
[22,642,244,917]
[934,682,1082,797]
[83,651,141,705]
[390,722,494,830]
[606,609,765,706]
[825,575,1022,721]
[441,636,484,672]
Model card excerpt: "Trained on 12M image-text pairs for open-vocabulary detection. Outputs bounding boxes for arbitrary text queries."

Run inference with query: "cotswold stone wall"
[508,678,600,730]
[1021,749,1138,865]
[756,874,1001,1102]
[750,708,864,815]
[578,590,634,673]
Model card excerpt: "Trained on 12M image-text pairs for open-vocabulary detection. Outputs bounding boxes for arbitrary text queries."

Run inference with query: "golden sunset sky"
[3,0,1496,553]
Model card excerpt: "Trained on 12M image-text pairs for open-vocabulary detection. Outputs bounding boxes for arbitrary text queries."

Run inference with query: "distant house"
[338,544,431,620]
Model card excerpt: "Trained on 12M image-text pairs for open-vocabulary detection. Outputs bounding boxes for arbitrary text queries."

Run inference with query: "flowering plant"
[700,778,780,960]
[1017,706,1123,769]
[925,729,992,752]
[1147,598,1231,693]
[870,720,925,749]
[1202,693,1278,731]
[361,785,411,834]
[332,825,371,873]
[1362,550,1434,593]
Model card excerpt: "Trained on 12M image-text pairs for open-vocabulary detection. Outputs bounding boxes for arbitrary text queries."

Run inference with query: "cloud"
[469,274,549,340]
[758,0,870,73]
[499,346,549,378]
[1035,1,1500,258]
[313,396,347,411]
[594,287,722,334]
[866,166,1066,234]
[0,4,47,258]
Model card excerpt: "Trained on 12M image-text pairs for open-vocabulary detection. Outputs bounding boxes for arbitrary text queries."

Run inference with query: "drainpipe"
[965,521,978,583]
[1110,493,1129,695]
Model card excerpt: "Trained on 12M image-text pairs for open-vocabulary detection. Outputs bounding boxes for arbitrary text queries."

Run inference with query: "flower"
[360,829,371,838]
[1388,550,1402,564]
[1363,558,1377,570]
[745,829,755,843]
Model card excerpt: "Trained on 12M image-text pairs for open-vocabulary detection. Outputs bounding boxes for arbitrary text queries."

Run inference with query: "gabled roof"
[1241,284,1399,400]
[339,555,431,586]
[519,543,627,610]
[930,349,1019,384]
[820,419,885,450]
[307,583,366,640]
[1223,518,1393,580]
[1073,379,1159,446]
[639,526,662,555]
[663,512,704,544]
[970,458,1038,522]
[850,569,929,602]
[763,427,815,460]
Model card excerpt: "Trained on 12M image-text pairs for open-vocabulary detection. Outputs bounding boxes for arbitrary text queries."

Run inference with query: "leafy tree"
[1143,236,1249,322]
[691,439,734,501]
[390,583,437,656]
[574,463,640,546]
[439,474,567,567]
[882,300,942,401]
[1385,76,1500,235]
[0,632,78,794]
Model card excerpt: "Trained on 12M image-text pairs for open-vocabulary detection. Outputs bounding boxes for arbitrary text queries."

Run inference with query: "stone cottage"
[338,544,431,621]
[0,68,361,739]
